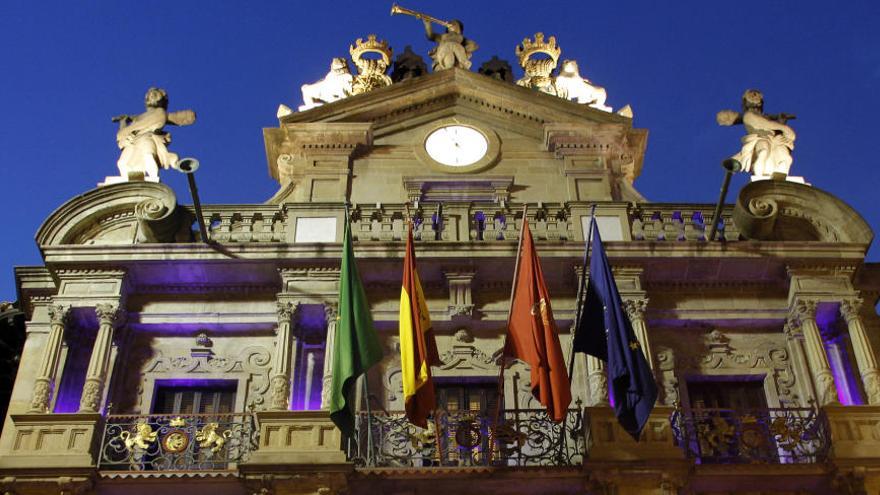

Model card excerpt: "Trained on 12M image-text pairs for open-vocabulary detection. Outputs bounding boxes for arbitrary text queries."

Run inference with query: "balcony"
[350,408,585,468]
[98,412,258,472]
[671,407,830,464]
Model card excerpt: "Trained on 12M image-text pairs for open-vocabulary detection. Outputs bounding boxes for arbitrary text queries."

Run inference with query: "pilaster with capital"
[840,297,880,404]
[783,321,816,406]
[623,297,653,370]
[790,299,839,406]
[587,355,609,406]
[29,304,70,412]
[270,301,300,410]
[79,303,122,412]
[321,301,338,409]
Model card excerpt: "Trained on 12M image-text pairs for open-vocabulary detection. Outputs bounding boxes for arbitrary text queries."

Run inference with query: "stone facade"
[2,66,880,495]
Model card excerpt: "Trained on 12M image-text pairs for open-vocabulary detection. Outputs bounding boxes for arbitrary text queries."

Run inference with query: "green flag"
[329,216,384,438]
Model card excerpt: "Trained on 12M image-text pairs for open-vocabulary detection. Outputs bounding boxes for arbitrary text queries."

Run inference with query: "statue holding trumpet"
[391,4,477,71]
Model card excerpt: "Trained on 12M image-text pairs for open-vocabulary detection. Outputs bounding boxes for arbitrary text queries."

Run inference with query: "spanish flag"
[505,218,572,422]
[399,223,441,428]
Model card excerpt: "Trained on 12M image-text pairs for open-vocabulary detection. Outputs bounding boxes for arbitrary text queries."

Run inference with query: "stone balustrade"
[184,202,741,244]
[630,203,741,242]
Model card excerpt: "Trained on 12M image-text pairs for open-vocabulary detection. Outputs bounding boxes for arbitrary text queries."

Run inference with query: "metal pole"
[708,158,741,241]
[567,204,596,384]
[490,204,528,462]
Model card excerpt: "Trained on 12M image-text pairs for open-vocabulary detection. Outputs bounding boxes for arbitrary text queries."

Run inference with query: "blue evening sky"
[0,1,878,300]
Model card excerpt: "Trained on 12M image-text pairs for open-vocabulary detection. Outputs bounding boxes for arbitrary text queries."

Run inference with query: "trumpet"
[390,3,454,30]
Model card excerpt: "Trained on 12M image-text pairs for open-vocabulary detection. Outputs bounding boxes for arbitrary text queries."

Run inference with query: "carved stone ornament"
[349,35,393,95]
[269,375,291,410]
[139,346,272,411]
[622,298,648,321]
[790,299,819,323]
[276,301,299,325]
[840,297,863,323]
[29,378,52,412]
[106,87,195,185]
[80,377,104,412]
[95,303,122,326]
[515,33,561,95]
[298,58,354,111]
[47,304,71,326]
[655,347,680,406]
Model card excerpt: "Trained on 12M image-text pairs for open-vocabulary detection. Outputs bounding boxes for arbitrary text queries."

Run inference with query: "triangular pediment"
[263,68,648,204]
[278,67,631,131]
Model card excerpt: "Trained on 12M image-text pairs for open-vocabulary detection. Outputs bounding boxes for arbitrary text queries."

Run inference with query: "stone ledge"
[825,405,880,460]
[244,410,348,467]
[586,406,683,462]
[0,413,102,469]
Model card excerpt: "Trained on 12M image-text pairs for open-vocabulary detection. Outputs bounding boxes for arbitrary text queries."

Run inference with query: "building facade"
[1,29,880,495]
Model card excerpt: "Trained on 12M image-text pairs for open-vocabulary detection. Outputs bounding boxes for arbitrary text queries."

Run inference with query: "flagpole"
[490,204,528,462]
[567,204,597,385]
[344,201,375,467]
[405,202,445,462]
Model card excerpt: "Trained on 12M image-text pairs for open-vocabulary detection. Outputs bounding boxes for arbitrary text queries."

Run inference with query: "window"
[436,382,501,414]
[687,378,768,410]
[152,382,236,415]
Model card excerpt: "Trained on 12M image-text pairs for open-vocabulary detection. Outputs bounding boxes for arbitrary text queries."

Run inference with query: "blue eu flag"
[573,220,657,440]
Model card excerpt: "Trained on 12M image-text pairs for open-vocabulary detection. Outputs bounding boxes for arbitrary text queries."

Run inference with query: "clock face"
[424,125,489,167]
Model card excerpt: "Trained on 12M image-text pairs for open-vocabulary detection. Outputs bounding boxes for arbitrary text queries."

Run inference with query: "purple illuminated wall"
[291,305,328,411]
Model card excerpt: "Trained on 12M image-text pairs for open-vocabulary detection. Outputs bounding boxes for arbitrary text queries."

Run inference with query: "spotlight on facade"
[174,157,208,242]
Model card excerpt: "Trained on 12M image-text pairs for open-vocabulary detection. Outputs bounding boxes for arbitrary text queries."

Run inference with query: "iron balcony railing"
[671,407,830,464]
[350,408,585,468]
[99,412,258,472]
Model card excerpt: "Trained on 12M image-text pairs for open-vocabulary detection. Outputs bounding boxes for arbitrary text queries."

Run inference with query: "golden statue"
[349,35,393,95]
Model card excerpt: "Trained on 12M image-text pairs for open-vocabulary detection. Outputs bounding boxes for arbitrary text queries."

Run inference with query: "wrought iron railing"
[671,407,830,464]
[99,413,258,471]
[350,408,585,468]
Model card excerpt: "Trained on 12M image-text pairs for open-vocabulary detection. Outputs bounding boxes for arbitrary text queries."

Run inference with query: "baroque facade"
[2,24,880,495]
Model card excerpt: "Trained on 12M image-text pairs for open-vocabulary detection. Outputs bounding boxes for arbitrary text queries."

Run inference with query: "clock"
[414,120,500,173]
[424,125,489,167]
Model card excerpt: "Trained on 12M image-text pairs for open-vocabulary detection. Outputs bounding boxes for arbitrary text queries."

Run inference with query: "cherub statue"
[111,88,195,183]
[717,90,797,181]
[424,19,478,71]
[554,60,612,112]
[299,57,354,111]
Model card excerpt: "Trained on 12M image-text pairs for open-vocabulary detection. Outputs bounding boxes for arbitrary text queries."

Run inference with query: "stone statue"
[554,60,612,112]
[108,88,195,185]
[478,56,514,83]
[391,46,428,82]
[717,90,798,182]
[424,19,477,71]
[298,57,354,111]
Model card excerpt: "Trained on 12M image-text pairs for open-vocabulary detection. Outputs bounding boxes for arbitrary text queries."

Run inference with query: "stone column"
[321,301,338,409]
[623,298,654,370]
[79,303,121,412]
[587,355,609,406]
[840,298,880,404]
[270,302,299,411]
[790,299,839,406]
[29,304,70,412]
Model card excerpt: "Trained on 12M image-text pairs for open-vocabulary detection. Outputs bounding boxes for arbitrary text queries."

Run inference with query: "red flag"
[505,219,572,422]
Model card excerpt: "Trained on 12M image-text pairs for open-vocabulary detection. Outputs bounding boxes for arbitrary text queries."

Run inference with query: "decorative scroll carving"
[656,347,679,406]
[733,179,873,243]
[134,183,182,243]
[143,346,272,410]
